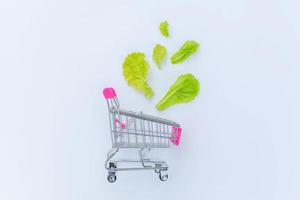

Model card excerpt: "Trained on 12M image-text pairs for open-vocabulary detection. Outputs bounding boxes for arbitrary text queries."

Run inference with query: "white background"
[0,0,299,200]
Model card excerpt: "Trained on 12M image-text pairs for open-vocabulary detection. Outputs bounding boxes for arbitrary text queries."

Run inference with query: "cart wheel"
[159,173,168,181]
[154,169,160,173]
[107,173,117,183]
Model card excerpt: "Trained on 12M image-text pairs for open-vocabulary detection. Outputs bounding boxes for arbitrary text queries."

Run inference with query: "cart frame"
[103,88,182,182]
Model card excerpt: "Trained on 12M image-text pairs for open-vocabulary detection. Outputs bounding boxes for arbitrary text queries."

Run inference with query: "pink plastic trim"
[103,87,117,99]
[170,126,182,146]
[115,119,126,129]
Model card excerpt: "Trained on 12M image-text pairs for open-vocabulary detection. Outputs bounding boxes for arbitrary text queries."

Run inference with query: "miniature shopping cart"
[103,87,182,183]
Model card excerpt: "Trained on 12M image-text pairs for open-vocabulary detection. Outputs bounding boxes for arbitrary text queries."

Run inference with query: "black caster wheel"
[107,173,117,183]
[159,173,168,181]
[154,169,160,173]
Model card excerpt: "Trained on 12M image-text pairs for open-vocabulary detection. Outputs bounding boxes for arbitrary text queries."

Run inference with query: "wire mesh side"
[108,109,176,148]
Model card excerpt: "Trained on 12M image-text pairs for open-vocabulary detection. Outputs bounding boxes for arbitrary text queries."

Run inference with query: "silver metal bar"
[167,125,170,147]
[147,121,151,145]
[107,101,114,147]
[126,116,130,146]
[115,109,180,127]
[104,148,119,169]
[112,112,117,147]
[111,131,172,139]
[142,119,146,145]
[108,159,168,171]
[155,123,159,146]
[159,123,162,146]
[163,124,166,146]
[113,128,172,136]
[139,148,152,167]
[110,166,167,171]
[134,118,138,146]
[150,121,154,146]
[113,145,169,149]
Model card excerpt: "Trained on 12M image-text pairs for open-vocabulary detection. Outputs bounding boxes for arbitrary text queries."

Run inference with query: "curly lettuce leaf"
[122,52,154,98]
[156,74,200,110]
[159,20,169,37]
[171,40,199,64]
[152,44,167,69]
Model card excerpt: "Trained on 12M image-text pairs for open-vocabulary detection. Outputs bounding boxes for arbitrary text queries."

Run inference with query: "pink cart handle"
[170,127,182,146]
[103,87,117,99]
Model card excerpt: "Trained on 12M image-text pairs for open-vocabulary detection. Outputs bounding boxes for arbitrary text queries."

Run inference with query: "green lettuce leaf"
[159,20,169,37]
[171,40,199,64]
[156,74,200,110]
[152,44,167,69]
[122,52,154,98]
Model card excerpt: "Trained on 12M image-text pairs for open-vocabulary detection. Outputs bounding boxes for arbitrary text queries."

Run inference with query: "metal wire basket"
[103,87,182,183]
